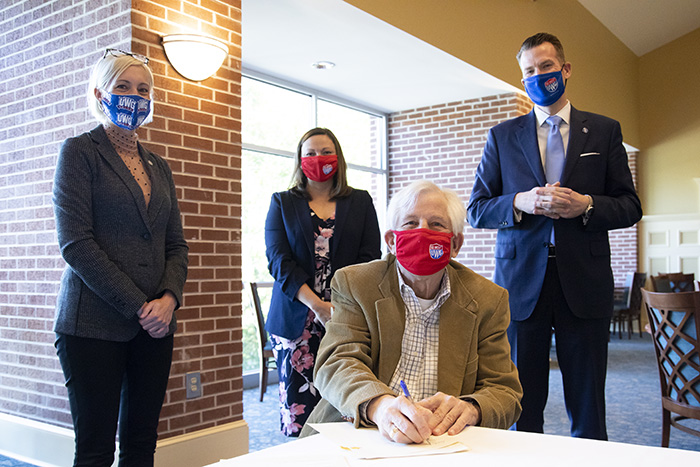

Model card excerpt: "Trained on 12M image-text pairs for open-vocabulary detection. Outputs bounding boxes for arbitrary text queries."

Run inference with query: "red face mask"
[393,228,453,276]
[301,154,338,182]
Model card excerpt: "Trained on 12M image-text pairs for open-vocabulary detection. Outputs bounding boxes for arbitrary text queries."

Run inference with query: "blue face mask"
[101,92,151,130]
[522,69,565,107]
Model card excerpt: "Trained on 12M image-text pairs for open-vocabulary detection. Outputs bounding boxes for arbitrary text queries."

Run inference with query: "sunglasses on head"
[102,48,149,65]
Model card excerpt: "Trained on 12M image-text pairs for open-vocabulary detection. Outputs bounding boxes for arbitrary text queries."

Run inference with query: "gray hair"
[386,180,465,236]
[87,53,155,125]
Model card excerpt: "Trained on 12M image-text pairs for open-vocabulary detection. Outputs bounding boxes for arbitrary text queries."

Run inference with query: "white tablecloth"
[207,425,700,467]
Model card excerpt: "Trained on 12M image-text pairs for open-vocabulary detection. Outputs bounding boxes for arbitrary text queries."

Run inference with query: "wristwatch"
[582,195,594,225]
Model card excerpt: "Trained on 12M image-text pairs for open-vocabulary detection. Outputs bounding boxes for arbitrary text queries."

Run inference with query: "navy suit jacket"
[265,189,381,340]
[467,107,642,321]
[53,126,188,341]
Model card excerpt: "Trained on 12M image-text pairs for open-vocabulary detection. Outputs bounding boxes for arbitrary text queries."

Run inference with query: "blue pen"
[399,379,414,403]
[399,379,431,444]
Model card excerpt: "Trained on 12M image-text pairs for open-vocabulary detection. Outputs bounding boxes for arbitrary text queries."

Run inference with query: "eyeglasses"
[102,48,149,65]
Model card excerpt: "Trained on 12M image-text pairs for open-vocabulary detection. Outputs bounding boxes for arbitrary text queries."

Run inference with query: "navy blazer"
[264,189,381,340]
[53,126,188,341]
[467,107,642,321]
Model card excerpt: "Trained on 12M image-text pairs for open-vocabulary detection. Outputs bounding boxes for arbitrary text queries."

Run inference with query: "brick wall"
[0,0,243,440]
[609,150,639,284]
[387,93,639,287]
[0,0,134,430]
[134,0,243,439]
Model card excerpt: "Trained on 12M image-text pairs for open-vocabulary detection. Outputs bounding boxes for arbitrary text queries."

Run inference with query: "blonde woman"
[53,49,188,466]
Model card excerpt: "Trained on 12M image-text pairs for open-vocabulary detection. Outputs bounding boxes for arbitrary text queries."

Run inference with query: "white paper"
[308,422,469,460]
[205,453,351,467]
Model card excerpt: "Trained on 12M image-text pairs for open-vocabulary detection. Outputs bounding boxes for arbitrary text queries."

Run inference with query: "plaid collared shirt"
[388,264,451,401]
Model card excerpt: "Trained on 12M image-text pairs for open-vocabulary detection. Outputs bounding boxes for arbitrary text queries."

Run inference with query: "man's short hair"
[386,180,465,236]
[517,32,566,65]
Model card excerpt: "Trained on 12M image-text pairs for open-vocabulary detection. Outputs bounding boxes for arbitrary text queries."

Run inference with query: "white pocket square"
[579,152,600,157]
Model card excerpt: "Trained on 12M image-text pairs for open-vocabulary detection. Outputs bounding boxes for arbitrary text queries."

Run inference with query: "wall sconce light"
[162,34,229,82]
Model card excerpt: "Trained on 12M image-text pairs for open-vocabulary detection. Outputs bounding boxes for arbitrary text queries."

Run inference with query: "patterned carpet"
[0,454,37,467]
[1,336,697,466]
[244,334,700,452]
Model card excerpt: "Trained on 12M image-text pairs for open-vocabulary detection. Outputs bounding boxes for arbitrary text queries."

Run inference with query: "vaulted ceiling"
[242,0,700,113]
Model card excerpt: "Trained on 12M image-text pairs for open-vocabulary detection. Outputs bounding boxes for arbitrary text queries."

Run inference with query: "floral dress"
[269,209,335,436]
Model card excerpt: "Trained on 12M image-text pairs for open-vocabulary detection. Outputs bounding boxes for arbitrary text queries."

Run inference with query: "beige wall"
[346,0,640,147]
[639,28,700,216]
[347,0,700,219]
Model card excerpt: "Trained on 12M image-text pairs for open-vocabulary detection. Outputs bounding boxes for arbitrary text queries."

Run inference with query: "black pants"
[508,257,610,440]
[56,329,174,467]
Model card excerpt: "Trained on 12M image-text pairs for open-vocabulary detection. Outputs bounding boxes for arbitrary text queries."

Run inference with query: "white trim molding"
[0,413,74,467]
[639,213,700,278]
[0,413,249,467]
[155,420,249,467]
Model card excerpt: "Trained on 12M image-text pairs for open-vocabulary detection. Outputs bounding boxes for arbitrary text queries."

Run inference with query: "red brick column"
[0,0,243,441]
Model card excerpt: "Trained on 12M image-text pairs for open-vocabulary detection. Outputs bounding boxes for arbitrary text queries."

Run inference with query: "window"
[240,73,387,373]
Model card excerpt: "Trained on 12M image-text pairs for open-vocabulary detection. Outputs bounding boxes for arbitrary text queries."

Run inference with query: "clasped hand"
[368,392,480,444]
[514,182,589,219]
[138,291,177,339]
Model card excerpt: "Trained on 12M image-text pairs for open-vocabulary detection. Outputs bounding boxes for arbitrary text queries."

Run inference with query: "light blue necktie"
[545,115,565,184]
[545,116,564,245]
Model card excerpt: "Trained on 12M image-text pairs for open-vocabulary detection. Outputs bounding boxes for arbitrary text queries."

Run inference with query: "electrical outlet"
[186,372,202,399]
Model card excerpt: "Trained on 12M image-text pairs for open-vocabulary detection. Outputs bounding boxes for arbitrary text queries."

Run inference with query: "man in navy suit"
[467,32,642,440]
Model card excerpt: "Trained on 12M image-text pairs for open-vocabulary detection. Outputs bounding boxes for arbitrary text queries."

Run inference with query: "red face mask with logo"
[393,228,453,276]
[301,155,338,182]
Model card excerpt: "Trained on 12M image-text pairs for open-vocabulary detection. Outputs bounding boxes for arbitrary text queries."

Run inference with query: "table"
[208,425,700,466]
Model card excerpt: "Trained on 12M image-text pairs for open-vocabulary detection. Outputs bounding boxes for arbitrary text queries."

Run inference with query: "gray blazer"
[53,125,188,341]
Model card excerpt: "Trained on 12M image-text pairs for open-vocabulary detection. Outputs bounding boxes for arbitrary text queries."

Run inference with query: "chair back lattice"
[641,289,700,445]
[667,273,696,293]
[651,273,695,293]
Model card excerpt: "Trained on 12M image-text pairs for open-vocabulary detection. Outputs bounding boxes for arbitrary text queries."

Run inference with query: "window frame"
[242,68,389,186]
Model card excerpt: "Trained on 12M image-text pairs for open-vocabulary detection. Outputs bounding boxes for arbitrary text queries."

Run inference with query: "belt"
[548,245,556,258]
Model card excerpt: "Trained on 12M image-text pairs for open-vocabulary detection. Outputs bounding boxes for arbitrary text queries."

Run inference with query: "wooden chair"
[651,273,695,293]
[249,281,276,402]
[667,273,695,293]
[641,289,700,447]
[611,272,647,339]
[650,274,673,292]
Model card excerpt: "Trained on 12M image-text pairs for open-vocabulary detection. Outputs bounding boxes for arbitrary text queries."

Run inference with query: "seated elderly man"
[300,180,522,443]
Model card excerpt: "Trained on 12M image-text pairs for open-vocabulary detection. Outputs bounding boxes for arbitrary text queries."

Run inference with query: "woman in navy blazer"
[265,128,381,436]
[53,50,188,466]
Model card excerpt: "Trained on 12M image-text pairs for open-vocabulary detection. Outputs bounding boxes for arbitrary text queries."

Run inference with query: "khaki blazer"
[303,255,522,434]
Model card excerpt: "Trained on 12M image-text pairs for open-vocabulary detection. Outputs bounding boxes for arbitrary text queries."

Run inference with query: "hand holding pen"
[366,379,432,444]
[397,380,432,444]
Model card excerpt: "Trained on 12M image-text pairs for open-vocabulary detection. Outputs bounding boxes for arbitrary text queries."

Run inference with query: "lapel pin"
[582,127,589,134]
